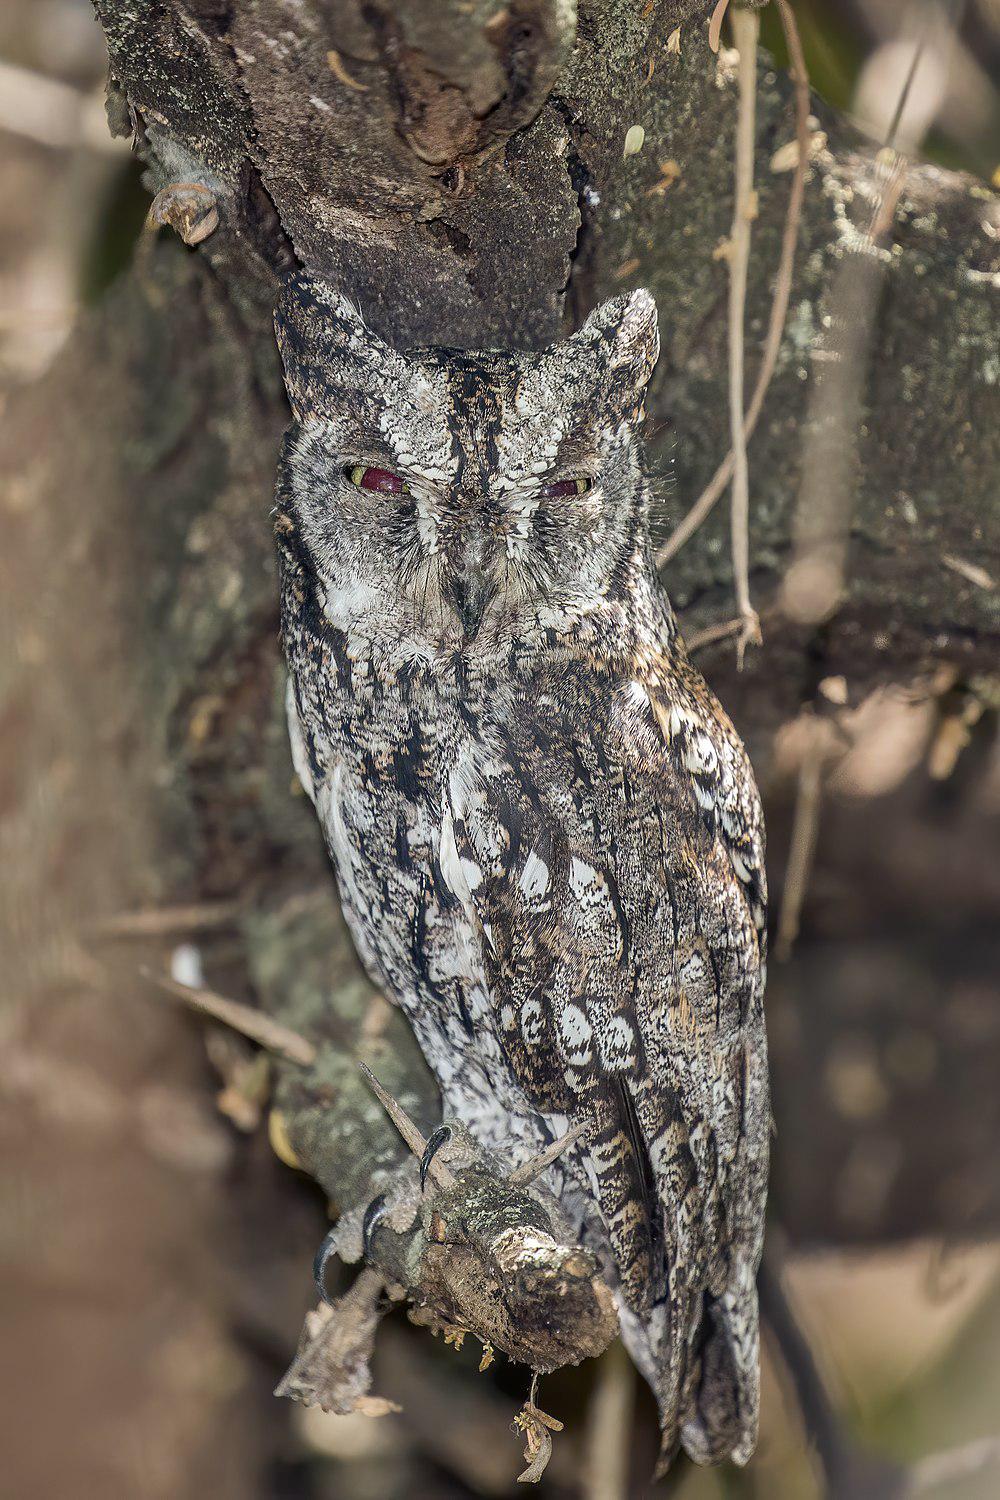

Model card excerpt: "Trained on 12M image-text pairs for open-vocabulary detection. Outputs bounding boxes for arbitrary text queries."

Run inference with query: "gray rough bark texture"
[5,0,998,1410]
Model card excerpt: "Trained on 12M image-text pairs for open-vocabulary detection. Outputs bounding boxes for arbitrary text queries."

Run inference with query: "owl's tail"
[677,1265,761,1469]
[620,1255,760,1474]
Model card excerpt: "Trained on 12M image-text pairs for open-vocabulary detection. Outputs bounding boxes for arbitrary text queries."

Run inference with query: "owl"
[273,272,769,1470]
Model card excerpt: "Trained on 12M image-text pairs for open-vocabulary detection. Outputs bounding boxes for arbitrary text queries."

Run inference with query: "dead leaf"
[514,1401,564,1485]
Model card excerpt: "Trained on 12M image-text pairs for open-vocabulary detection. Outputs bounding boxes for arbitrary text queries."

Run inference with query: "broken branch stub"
[271,1046,616,1411]
[277,1123,618,1412]
[416,1163,618,1371]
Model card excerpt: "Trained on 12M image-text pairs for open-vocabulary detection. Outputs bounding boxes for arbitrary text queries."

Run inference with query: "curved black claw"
[312,1225,339,1307]
[361,1192,390,1260]
[420,1124,453,1192]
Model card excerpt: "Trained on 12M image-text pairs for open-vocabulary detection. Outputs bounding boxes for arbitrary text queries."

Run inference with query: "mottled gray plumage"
[273,272,769,1469]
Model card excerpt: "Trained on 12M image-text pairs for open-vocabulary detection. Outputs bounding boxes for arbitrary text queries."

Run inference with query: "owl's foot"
[313,1223,339,1305]
[313,1192,391,1303]
[419,1123,453,1190]
[362,1192,391,1257]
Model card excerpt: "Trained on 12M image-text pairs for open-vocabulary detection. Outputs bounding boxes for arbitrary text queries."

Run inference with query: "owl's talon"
[313,1225,339,1305]
[420,1124,453,1191]
[361,1192,390,1260]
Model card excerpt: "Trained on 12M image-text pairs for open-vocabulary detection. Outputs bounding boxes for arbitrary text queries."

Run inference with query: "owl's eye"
[345,465,409,494]
[541,476,592,498]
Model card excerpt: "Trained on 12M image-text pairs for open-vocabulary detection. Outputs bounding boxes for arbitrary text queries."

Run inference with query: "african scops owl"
[273,273,769,1469]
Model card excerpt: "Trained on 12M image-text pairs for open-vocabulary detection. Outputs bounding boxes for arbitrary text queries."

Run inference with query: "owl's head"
[274,274,659,653]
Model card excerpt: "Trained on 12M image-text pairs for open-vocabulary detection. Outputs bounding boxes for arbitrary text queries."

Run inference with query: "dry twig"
[941,553,995,592]
[757,1250,895,1497]
[658,0,810,570]
[142,967,317,1066]
[91,900,241,937]
[326,48,369,92]
[356,1059,458,1186]
[707,0,731,56]
[507,1122,589,1186]
[684,603,780,655]
[726,4,763,664]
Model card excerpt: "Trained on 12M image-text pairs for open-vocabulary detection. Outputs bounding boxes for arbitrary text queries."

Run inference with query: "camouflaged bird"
[273,273,769,1470]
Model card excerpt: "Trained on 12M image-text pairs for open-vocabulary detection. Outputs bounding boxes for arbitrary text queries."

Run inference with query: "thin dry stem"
[326,48,369,92]
[727,6,761,662]
[508,1122,589,1186]
[143,968,317,1065]
[91,900,241,937]
[684,603,779,655]
[658,0,810,570]
[357,1061,459,1187]
[758,1244,869,1493]
[685,617,746,655]
[707,0,731,55]
[774,718,826,961]
[941,553,995,592]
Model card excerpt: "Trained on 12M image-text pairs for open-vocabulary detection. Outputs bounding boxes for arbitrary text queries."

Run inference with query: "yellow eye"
[345,465,408,494]
[541,476,592,498]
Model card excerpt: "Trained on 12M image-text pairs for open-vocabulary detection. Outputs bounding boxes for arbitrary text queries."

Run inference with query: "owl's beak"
[448,568,491,641]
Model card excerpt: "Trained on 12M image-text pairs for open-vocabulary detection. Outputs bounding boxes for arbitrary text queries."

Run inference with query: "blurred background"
[1,3,998,1498]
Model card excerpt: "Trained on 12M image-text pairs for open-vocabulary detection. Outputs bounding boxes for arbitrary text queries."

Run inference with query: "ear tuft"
[563,289,660,418]
[582,288,659,385]
[274,272,392,423]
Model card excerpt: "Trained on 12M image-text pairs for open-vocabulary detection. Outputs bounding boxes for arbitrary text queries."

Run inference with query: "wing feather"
[446,650,768,1465]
